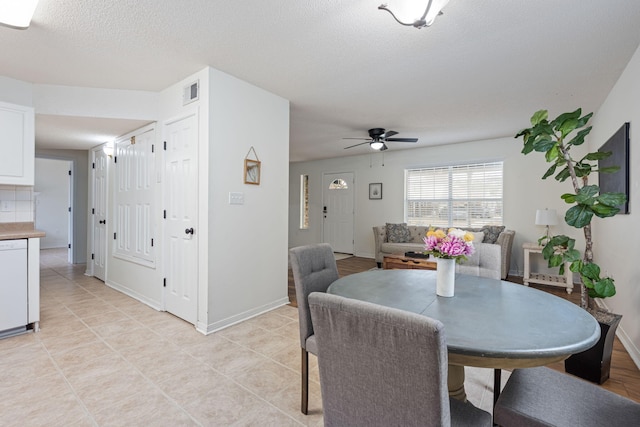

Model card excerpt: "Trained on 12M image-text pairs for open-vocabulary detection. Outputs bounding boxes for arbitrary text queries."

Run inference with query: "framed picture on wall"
[369,183,382,200]
[244,159,261,185]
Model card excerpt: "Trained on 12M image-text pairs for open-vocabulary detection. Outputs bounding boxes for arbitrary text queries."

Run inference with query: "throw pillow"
[470,231,485,244]
[479,225,506,244]
[386,223,411,243]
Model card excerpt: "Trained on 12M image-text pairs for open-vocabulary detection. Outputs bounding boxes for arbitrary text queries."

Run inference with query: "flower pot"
[436,258,456,297]
[564,309,622,384]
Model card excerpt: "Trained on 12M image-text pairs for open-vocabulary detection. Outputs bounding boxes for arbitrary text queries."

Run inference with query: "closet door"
[163,112,198,324]
[91,147,108,281]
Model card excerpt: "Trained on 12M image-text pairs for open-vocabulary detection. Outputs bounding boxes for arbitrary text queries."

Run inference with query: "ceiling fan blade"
[385,138,418,143]
[383,130,398,138]
[344,141,372,149]
[342,137,370,140]
[380,143,389,151]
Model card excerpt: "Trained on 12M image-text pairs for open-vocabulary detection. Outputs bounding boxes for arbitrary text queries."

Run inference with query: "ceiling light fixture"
[370,141,385,150]
[0,0,39,29]
[378,0,450,29]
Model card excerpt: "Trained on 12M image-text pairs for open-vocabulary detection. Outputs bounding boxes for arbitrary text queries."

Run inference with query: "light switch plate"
[229,192,244,205]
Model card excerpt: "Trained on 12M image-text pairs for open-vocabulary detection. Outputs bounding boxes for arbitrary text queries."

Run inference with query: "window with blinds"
[405,162,503,228]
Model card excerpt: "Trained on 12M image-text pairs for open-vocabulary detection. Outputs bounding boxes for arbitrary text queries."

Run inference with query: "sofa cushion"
[478,225,505,244]
[386,223,411,243]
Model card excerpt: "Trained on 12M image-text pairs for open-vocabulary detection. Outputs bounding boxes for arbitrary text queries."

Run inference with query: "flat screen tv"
[598,122,630,214]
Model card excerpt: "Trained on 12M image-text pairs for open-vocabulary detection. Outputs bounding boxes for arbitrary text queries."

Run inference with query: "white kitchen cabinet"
[0,101,35,185]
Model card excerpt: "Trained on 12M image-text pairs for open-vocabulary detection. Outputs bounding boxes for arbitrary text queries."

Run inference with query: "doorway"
[34,158,72,262]
[322,172,355,254]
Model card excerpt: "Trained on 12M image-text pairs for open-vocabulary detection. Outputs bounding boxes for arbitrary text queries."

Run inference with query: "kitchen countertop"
[0,222,46,240]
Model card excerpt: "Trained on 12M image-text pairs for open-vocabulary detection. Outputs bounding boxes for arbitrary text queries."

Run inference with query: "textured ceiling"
[2,0,640,160]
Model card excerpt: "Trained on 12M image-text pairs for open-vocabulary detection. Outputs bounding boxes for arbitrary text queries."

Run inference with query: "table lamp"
[535,208,558,245]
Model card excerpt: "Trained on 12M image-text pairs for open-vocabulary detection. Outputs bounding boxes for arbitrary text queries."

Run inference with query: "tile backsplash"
[0,185,34,223]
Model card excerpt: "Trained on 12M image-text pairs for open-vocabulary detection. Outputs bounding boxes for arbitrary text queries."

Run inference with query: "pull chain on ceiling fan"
[343,128,418,151]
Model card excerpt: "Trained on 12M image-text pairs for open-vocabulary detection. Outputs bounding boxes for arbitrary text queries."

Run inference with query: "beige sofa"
[373,225,515,279]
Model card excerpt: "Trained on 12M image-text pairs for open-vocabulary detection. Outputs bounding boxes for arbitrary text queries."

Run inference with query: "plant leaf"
[593,278,616,298]
[578,185,599,198]
[574,162,592,178]
[552,109,581,131]
[559,118,579,138]
[598,166,621,174]
[542,163,558,179]
[597,192,627,207]
[565,205,593,228]
[545,145,560,162]
[554,167,571,182]
[581,262,600,280]
[576,112,593,128]
[584,151,610,161]
[531,110,548,125]
[548,254,564,268]
[591,203,620,218]
[567,127,592,146]
[533,138,556,152]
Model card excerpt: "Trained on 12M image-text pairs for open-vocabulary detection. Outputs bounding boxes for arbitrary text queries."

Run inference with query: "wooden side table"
[383,254,437,270]
[523,242,573,294]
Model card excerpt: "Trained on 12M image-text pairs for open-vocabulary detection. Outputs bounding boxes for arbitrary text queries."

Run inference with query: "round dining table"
[327,269,600,400]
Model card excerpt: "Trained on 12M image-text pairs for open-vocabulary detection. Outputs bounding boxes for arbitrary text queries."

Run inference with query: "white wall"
[206,68,290,331]
[290,137,579,276]
[588,43,640,367]
[157,67,290,332]
[34,158,70,249]
[0,76,32,106]
[34,85,158,120]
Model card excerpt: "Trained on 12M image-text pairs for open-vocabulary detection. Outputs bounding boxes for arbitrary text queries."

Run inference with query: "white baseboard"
[200,297,290,334]
[105,280,162,311]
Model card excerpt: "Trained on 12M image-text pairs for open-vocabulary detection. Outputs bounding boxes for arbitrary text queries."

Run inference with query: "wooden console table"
[523,242,573,294]
[383,254,437,270]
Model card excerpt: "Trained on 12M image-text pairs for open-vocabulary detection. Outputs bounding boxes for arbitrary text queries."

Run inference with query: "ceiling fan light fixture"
[0,0,39,29]
[370,141,385,150]
[378,0,450,29]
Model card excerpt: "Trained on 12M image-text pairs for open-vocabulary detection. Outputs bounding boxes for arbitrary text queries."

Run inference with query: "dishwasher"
[0,239,28,339]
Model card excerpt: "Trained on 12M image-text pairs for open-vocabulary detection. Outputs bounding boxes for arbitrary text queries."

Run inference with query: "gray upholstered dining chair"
[494,366,640,426]
[289,243,340,415]
[308,292,493,427]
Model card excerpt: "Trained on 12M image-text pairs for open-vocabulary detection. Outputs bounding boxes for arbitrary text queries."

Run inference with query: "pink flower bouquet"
[423,227,475,263]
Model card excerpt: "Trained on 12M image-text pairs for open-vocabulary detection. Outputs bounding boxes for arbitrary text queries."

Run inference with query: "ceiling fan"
[343,128,418,151]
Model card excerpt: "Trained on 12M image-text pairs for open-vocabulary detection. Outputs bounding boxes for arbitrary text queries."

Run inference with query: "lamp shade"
[535,209,558,226]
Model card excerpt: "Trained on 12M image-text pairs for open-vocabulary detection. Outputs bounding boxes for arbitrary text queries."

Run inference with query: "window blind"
[405,162,503,228]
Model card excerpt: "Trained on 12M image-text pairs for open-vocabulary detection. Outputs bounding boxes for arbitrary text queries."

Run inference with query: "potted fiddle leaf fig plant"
[515,108,626,384]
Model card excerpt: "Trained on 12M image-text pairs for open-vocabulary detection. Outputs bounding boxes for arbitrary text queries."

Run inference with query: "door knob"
[99,220,106,224]
[185,228,194,235]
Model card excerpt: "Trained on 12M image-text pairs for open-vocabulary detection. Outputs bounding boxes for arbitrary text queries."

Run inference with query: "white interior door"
[92,148,108,281]
[163,112,198,324]
[322,172,354,254]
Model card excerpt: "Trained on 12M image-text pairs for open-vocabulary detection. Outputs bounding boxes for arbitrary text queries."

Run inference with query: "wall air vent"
[183,80,199,105]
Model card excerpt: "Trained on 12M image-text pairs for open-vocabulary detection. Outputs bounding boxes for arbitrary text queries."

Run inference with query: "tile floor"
[0,249,498,426]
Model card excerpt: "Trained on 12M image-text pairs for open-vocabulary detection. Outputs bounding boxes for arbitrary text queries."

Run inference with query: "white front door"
[163,112,198,324]
[322,172,355,254]
[92,148,108,281]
